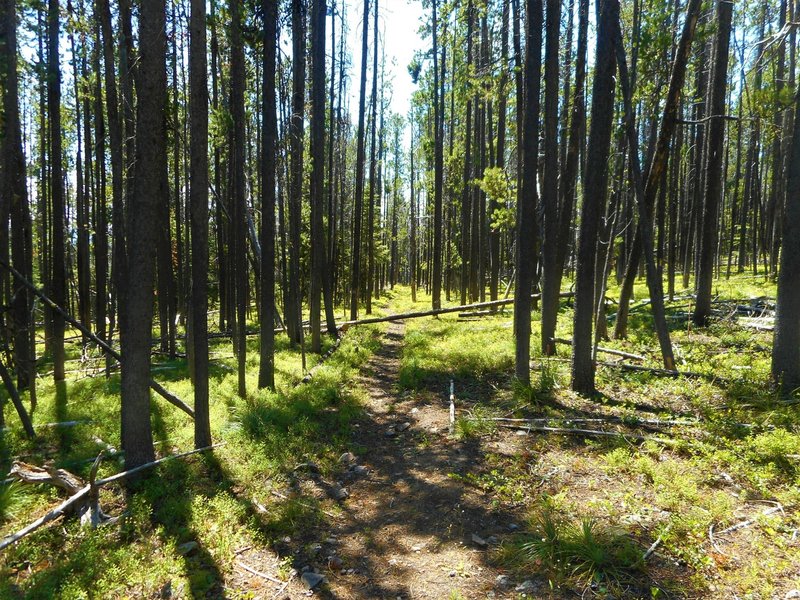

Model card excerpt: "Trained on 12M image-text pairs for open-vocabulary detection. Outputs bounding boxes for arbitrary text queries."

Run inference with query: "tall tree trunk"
[350,0,369,319]
[258,0,278,390]
[1,0,35,402]
[431,0,444,310]
[693,0,732,325]
[613,0,702,338]
[571,0,617,395]
[231,0,248,397]
[514,0,542,384]
[121,0,166,471]
[47,0,66,383]
[366,0,378,314]
[190,0,211,445]
[772,84,800,389]
[540,0,561,355]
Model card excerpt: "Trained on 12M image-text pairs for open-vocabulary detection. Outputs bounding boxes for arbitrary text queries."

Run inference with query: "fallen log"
[0,258,194,419]
[10,462,84,494]
[497,424,678,446]
[595,360,723,382]
[0,485,91,551]
[301,336,343,383]
[338,292,573,331]
[488,416,698,427]
[550,337,646,361]
[0,443,223,551]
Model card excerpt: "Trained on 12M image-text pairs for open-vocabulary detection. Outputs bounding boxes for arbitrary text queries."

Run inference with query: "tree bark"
[692,0,732,326]
[189,0,211,445]
[121,0,167,470]
[571,0,617,395]
[514,0,542,384]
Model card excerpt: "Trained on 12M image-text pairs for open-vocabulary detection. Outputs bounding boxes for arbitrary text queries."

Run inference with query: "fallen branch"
[269,490,340,519]
[337,292,573,331]
[10,462,85,494]
[550,337,646,361]
[487,417,697,427]
[0,485,91,551]
[236,560,283,585]
[301,336,343,384]
[717,505,785,536]
[497,424,679,446]
[595,360,723,382]
[1,444,224,551]
[642,524,671,562]
[0,258,194,419]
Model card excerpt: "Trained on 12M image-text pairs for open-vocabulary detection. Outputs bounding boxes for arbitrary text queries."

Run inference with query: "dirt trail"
[315,320,522,599]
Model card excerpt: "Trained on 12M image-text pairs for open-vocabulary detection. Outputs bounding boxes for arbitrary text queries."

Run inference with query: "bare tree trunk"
[231,0,248,397]
[47,0,66,383]
[121,0,166,471]
[571,0,617,394]
[514,0,542,383]
[693,0,732,325]
[189,0,211,445]
[350,0,369,320]
[540,0,561,355]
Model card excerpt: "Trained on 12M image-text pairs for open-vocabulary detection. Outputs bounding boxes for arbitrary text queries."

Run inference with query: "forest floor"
[1,280,799,599]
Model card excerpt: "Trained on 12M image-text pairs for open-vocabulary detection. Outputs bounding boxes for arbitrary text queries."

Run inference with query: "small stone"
[388,559,399,566]
[385,427,397,437]
[785,591,800,599]
[487,535,499,545]
[328,556,343,571]
[339,452,357,465]
[471,534,488,548]
[508,523,519,531]
[515,580,539,594]
[515,430,528,436]
[325,537,338,544]
[351,465,369,476]
[177,541,198,555]
[411,407,419,413]
[309,543,323,555]
[159,581,173,599]
[411,543,425,552]
[332,487,349,501]
[396,422,411,432]
[495,574,511,588]
[448,570,457,577]
[300,572,326,590]
[301,565,312,573]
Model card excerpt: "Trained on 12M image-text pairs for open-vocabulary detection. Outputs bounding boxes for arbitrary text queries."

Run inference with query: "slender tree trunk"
[693,0,732,325]
[350,0,369,320]
[540,0,561,355]
[571,0,617,394]
[189,0,211,445]
[514,0,542,383]
[231,0,248,397]
[47,0,66,383]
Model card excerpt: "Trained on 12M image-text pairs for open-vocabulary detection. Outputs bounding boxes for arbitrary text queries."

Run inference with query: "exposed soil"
[311,319,526,599]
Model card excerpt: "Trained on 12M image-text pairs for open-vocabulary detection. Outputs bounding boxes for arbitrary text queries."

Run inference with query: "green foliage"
[0,481,26,522]
[477,167,516,232]
[502,503,643,592]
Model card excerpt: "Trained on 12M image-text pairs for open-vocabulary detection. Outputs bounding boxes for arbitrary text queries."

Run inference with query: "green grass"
[0,301,387,598]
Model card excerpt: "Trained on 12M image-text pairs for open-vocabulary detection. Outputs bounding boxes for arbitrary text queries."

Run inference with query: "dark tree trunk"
[693,0,732,325]
[190,0,211,445]
[366,0,378,314]
[121,0,166,470]
[571,0,617,395]
[772,86,800,389]
[540,0,561,355]
[350,0,369,320]
[47,0,66,383]
[514,0,542,384]
[431,0,443,310]
[231,0,248,397]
